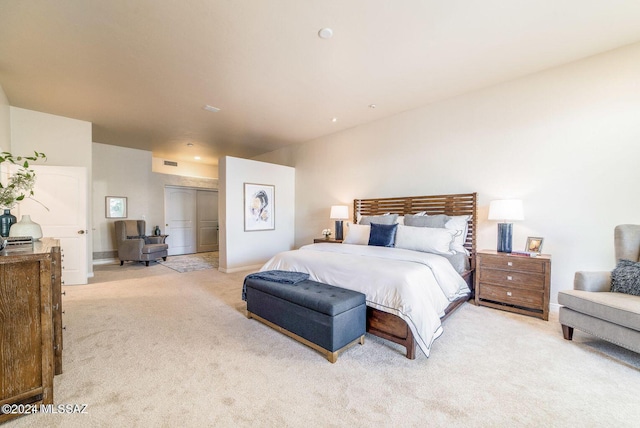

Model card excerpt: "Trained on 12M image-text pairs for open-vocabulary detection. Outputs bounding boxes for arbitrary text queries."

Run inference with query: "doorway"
[164,186,218,256]
[12,165,89,285]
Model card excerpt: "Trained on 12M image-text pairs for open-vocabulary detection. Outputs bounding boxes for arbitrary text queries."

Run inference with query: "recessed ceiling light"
[369,104,376,109]
[331,117,337,122]
[318,28,333,39]
[187,143,194,147]
[194,156,201,160]
[203,105,220,113]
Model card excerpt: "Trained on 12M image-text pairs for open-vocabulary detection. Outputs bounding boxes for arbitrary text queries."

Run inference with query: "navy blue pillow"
[368,223,398,247]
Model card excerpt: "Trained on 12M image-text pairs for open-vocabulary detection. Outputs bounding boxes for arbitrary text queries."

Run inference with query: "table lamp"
[330,205,349,240]
[488,199,524,253]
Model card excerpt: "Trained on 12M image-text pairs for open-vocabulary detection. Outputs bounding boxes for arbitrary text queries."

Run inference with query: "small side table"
[313,238,343,244]
[150,234,169,243]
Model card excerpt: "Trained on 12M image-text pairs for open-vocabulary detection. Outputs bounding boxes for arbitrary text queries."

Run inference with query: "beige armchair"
[558,224,640,353]
[114,220,168,266]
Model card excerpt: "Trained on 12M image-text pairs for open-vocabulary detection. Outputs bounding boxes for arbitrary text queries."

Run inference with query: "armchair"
[558,225,640,353]
[114,220,168,266]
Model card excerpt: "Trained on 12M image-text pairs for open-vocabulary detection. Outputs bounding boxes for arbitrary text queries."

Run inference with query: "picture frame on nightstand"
[525,237,544,253]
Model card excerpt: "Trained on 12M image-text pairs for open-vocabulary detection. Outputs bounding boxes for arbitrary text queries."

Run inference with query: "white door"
[13,165,88,285]
[164,187,196,255]
[196,190,218,252]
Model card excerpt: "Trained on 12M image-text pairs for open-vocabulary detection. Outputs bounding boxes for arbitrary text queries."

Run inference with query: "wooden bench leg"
[247,311,365,363]
[562,324,574,340]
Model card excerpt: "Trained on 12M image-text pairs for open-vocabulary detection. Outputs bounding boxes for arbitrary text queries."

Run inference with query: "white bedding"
[260,243,470,357]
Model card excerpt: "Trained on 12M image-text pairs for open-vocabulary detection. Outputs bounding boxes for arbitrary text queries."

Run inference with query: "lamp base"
[497,223,513,253]
[335,220,344,241]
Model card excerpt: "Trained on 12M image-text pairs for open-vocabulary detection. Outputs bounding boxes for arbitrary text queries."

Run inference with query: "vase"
[0,209,17,237]
[9,215,43,241]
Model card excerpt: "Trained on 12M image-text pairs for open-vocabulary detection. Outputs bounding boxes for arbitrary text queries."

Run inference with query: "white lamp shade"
[488,199,524,221]
[330,205,349,219]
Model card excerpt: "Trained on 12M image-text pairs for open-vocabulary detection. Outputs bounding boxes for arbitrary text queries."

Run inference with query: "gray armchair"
[114,220,168,266]
[558,224,640,353]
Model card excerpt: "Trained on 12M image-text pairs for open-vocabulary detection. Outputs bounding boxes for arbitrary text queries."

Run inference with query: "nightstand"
[313,238,343,244]
[475,250,551,320]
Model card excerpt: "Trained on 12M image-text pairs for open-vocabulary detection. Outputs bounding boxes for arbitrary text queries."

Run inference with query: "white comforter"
[260,243,470,357]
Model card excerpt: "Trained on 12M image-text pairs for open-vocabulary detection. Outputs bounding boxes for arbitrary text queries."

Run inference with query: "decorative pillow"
[445,215,471,255]
[404,214,450,228]
[394,225,457,255]
[611,259,640,296]
[343,223,371,245]
[368,223,398,248]
[359,214,398,225]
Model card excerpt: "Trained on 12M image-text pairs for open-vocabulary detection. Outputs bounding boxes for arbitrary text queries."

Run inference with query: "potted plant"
[0,151,47,237]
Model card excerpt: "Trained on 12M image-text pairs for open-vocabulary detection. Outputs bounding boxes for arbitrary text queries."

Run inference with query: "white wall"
[10,107,92,167]
[0,85,9,151]
[92,143,155,254]
[256,42,640,306]
[219,156,295,272]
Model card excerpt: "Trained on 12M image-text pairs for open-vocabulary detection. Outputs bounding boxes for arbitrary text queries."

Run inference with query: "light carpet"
[159,252,219,273]
[7,266,640,427]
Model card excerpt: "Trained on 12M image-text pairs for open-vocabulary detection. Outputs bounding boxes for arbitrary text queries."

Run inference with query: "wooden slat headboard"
[354,192,478,267]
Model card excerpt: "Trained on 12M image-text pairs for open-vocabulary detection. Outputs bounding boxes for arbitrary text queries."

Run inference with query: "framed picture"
[526,237,544,253]
[105,196,128,218]
[244,183,275,231]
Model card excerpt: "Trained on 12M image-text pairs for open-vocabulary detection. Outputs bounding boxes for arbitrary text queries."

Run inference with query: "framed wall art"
[105,196,128,218]
[244,183,275,231]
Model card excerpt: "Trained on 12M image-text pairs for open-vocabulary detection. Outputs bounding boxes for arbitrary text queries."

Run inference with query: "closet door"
[196,190,218,252]
[164,187,196,255]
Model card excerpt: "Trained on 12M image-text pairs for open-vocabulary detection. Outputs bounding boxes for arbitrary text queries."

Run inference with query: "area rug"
[159,252,219,273]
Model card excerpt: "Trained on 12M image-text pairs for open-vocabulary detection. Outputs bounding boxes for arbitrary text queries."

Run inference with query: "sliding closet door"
[164,187,218,255]
[164,187,196,255]
[196,190,218,252]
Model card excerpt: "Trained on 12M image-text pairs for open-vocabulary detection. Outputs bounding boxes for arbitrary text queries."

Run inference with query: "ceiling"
[2,1,640,166]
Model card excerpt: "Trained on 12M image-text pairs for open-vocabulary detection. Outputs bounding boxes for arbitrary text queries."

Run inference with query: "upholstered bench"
[243,273,366,363]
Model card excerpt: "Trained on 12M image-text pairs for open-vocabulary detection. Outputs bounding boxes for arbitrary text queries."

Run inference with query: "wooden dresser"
[0,238,63,422]
[475,250,551,320]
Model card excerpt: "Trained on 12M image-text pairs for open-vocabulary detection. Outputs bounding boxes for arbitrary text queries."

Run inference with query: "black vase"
[0,209,17,237]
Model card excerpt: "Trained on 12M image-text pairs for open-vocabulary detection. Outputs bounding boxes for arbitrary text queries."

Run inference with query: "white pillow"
[397,216,404,225]
[343,223,371,245]
[445,215,471,255]
[395,225,457,255]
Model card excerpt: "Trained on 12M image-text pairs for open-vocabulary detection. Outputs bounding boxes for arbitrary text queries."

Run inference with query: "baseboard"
[219,264,262,273]
[549,302,561,313]
[93,258,118,265]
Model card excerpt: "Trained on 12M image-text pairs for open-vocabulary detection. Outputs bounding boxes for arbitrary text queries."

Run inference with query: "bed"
[260,193,477,359]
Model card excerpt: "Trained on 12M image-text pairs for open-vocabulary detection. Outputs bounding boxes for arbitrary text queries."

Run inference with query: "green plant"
[0,151,47,209]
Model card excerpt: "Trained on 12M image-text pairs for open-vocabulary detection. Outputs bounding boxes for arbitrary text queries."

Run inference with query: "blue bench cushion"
[244,277,365,316]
